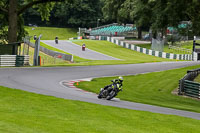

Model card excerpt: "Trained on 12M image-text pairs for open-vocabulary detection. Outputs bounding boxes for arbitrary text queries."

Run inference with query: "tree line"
[23,0,103,28]
[1,0,200,43]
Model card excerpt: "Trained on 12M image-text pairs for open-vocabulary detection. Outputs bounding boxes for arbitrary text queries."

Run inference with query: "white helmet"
[119,76,123,82]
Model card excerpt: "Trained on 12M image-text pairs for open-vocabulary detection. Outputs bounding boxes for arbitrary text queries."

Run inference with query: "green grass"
[25,26,77,40]
[1,86,200,133]
[194,74,200,83]
[136,40,200,54]
[75,65,200,113]
[25,26,175,66]
[39,41,90,63]
[29,46,70,66]
[135,44,189,54]
[20,42,70,66]
[32,39,174,66]
[30,40,90,64]
[71,40,172,65]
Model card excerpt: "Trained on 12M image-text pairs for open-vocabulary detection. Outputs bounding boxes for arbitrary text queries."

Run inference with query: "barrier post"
[179,79,184,95]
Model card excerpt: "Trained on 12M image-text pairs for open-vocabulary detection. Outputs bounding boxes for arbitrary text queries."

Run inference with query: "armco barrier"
[0,55,16,66]
[0,55,29,67]
[29,43,73,62]
[179,68,200,98]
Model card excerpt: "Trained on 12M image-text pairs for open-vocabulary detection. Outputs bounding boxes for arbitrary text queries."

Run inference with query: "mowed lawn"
[31,39,174,66]
[25,26,77,40]
[39,41,90,63]
[75,65,200,113]
[29,40,90,65]
[26,27,175,66]
[71,40,172,65]
[136,40,200,54]
[1,86,200,133]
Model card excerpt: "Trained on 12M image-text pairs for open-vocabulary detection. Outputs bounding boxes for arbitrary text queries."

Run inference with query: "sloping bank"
[106,36,194,61]
[70,36,196,61]
[29,42,73,62]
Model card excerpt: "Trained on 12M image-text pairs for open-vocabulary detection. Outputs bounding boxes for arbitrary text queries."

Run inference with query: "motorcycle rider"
[98,76,123,99]
[55,36,58,44]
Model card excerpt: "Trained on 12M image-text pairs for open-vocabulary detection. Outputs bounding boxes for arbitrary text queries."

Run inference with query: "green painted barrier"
[128,44,131,49]
[173,54,177,59]
[159,52,162,57]
[146,49,149,54]
[140,47,143,53]
[16,56,25,67]
[123,43,126,48]
[134,45,137,51]
[152,51,155,56]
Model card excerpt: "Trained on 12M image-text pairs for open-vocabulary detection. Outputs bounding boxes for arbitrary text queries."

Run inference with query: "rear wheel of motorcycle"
[106,91,116,100]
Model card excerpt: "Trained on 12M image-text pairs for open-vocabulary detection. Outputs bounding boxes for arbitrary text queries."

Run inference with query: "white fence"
[0,55,30,67]
[106,36,193,61]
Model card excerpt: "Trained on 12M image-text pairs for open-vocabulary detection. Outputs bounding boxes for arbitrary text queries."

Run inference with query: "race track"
[41,40,120,60]
[0,61,200,120]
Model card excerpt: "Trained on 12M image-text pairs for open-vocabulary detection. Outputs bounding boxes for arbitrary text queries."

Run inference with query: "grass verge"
[25,26,176,66]
[75,65,200,113]
[136,40,200,54]
[1,86,200,133]
[25,26,77,40]
[32,39,173,66]
[194,74,200,83]
[71,40,172,65]
[30,40,90,64]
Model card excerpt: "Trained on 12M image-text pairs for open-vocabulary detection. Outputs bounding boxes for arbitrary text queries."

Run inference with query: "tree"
[133,0,153,39]
[118,0,135,24]
[102,0,126,23]
[102,0,200,39]
[0,0,68,43]
[51,0,103,28]
[102,0,151,39]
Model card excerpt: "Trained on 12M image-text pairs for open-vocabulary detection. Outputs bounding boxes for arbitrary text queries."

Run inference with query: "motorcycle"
[97,81,120,100]
[55,39,58,44]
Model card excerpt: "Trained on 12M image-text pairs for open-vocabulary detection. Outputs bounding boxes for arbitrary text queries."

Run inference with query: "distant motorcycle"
[55,36,58,44]
[55,39,58,44]
[97,80,122,100]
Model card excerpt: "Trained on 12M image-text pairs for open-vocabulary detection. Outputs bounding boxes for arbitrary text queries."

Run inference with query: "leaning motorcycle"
[97,82,120,100]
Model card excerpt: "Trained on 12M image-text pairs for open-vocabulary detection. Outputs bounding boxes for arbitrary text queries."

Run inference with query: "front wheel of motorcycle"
[97,89,104,99]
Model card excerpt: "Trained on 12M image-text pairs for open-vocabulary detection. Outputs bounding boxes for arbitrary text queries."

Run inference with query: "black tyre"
[98,90,105,99]
[97,95,102,99]
[106,91,116,100]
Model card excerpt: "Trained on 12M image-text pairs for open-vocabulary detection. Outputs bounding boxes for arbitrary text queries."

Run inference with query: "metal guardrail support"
[33,35,42,66]
[179,79,184,95]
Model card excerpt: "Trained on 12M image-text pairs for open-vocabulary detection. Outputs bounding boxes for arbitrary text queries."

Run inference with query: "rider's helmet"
[118,76,123,83]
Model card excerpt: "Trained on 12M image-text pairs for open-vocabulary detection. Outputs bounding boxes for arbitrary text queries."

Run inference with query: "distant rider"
[55,36,58,44]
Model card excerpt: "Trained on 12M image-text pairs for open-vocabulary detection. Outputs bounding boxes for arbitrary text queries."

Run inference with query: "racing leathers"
[103,79,123,93]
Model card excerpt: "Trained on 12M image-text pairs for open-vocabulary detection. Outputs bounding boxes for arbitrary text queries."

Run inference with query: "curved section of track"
[0,61,200,120]
[41,40,120,60]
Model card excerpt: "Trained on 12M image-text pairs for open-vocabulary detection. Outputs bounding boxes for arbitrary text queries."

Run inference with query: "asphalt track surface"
[0,61,200,120]
[41,40,120,60]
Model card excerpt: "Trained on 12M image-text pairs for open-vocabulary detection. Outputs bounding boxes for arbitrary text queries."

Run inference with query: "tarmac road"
[0,61,200,120]
[41,40,120,60]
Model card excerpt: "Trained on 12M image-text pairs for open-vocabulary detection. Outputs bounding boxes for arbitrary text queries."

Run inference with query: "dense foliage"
[102,0,200,37]
[23,0,103,28]
[1,0,200,42]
